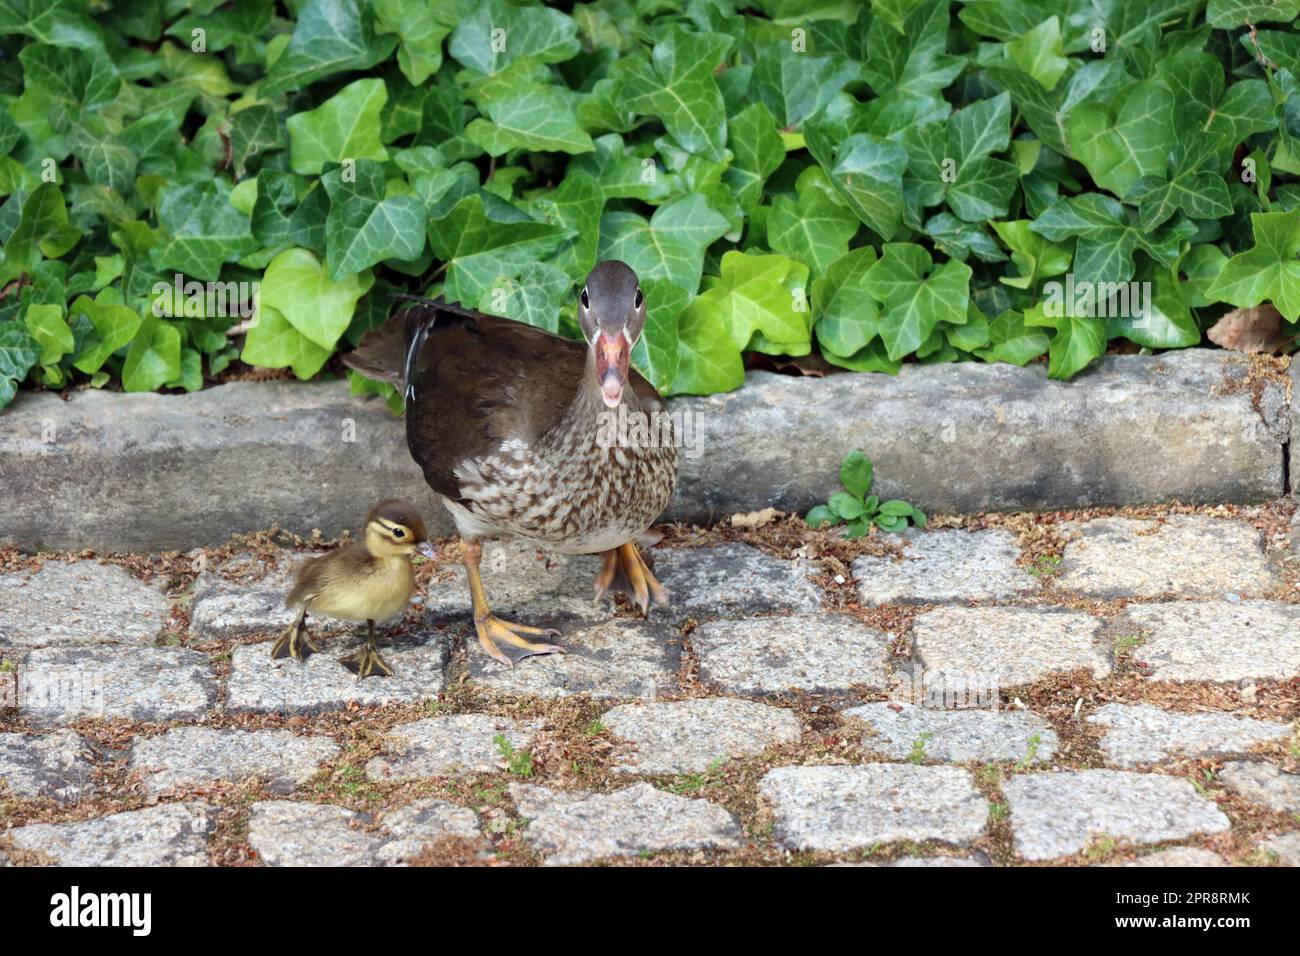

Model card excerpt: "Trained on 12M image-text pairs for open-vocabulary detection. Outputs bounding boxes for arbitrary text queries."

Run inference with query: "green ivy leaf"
[1030,193,1191,287]
[990,220,1072,289]
[1023,303,1107,380]
[321,159,427,279]
[975,310,1050,366]
[467,83,595,156]
[68,117,137,196]
[258,247,374,351]
[1007,17,1068,91]
[812,246,881,360]
[617,27,733,162]
[599,194,729,293]
[805,125,909,240]
[1066,80,1174,199]
[70,290,141,374]
[1126,136,1234,231]
[15,43,117,133]
[1206,211,1300,321]
[287,77,389,176]
[0,0,104,49]
[529,170,604,281]
[228,104,286,176]
[0,321,41,394]
[631,277,685,392]
[2,184,81,278]
[861,0,964,109]
[1181,244,1228,307]
[122,314,181,392]
[751,35,855,129]
[261,0,396,97]
[151,179,257,281]
[958,2,1040,41]
[695,251,811,356]
[767,190,859,279]
[428,194,568,305]
[923,213,1007,263]
[673,295,744,396]
[24,303,73,364]
[1107,268,1200,348]
[374,0,450,86]
[864,243,972,360]
[984,64,1068,155]
[723,102,785,213]
[448,0,579,74]
[475,261,571,334]
[1206,0,1300,28]
[1158,51,1276,161]
[905,93,1018,223]
[241,303,332,379]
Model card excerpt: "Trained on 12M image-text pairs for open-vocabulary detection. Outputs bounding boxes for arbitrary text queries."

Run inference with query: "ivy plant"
[0,0,1296,411]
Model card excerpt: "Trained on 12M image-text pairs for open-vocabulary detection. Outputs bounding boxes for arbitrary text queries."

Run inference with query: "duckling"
[270,499,434,678]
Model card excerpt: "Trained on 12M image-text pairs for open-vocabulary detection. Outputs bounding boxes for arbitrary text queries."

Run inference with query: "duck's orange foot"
[594,541,670,617]
[475,614,563,668]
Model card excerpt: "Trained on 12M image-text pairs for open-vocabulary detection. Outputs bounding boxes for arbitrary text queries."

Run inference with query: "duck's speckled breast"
[446,392,680,553]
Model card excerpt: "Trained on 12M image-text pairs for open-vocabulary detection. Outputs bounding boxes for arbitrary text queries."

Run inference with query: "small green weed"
[806,450,925,537]
[494,733,534,778]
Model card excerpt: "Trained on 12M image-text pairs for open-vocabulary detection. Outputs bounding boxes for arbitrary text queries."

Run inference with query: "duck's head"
[577,260,644,409]
[363,498,435,559]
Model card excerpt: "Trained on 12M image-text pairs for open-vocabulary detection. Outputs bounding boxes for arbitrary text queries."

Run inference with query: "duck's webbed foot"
[463,539,564,668]
[271,608,317,662]
[339,620,393,678]
[474,613,563,668]
[594,541,670,616]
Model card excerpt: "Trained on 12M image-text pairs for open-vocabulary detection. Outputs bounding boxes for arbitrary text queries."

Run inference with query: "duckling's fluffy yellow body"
[288,540,415,623]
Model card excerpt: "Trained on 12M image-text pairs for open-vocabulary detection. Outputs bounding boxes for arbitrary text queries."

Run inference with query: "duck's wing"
[344,299,585,501]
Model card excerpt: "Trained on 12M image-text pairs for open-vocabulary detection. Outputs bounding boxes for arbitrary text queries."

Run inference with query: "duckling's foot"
[475,614,563,668]
[594,541,670,617]
[339,641,393,679]
[270,610,317,662]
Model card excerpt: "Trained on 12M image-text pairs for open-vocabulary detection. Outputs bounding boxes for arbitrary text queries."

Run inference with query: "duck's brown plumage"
[348,296,677,553]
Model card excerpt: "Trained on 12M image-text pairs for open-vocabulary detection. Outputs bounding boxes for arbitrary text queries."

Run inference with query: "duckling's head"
[363,498,434,559]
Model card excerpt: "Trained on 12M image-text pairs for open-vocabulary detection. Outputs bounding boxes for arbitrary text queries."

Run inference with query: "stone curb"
[0,350,1290,552]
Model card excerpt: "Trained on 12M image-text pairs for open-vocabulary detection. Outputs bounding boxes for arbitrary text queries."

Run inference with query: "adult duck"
[345,261,679,666]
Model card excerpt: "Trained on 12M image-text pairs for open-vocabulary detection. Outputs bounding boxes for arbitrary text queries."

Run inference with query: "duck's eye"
[634,288,643,309]
[580,287,589,309]
[392,527,406,538]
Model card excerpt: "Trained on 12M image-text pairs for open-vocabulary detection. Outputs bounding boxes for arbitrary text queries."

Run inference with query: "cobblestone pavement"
[2,507,1299,867]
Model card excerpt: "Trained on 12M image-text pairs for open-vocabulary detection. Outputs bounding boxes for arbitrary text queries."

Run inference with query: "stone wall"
[0,350,1291,552]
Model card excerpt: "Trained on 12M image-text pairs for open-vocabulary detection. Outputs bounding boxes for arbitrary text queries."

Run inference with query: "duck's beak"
[417,541,436,559]
[594,330,628,408]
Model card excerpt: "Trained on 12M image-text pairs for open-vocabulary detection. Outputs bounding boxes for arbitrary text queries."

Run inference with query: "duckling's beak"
[594,330,628,408]
[417,541,436,559]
